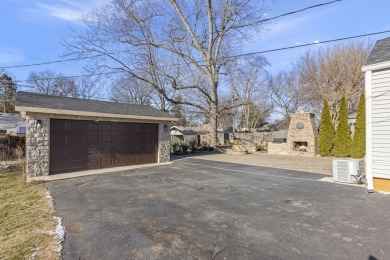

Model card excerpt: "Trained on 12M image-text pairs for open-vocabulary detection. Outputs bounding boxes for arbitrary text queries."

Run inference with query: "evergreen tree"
[351,94,366,158]
[333,96,351,157]
[318,100,334,156]
[0,74,17,113]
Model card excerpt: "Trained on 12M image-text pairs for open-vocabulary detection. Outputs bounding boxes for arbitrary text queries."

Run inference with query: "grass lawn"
[0,169,60,259]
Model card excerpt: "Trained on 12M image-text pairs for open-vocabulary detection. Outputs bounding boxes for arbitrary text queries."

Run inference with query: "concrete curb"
[27,162,173,182]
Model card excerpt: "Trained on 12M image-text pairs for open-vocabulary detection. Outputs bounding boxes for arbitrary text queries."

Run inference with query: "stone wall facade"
[235,130,288,144]
[159,123,171,163]
[26,114,50,177]
[268,142,289,155]
[287,112,318,157]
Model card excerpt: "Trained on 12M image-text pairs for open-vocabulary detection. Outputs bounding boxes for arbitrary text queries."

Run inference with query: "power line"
[13,30,390,83]
[0,49,87,69]
[0,0,341,70]
[226,30,390,59]
[0,50,50,62]
[256,0,341,24]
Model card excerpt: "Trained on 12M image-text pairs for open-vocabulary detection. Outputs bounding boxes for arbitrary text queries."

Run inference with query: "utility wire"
[0,0,341,70]
[13,30,390,83]
[255,0,341,24]
[0,50,87,69]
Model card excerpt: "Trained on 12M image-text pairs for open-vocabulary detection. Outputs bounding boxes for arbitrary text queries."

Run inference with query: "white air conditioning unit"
[332,158,364,183]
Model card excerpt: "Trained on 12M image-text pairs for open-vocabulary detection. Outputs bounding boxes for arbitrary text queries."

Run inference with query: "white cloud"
[21,0,105,23]
[245,15,311,52]
[264,16,310,39]
[36,2,83,21]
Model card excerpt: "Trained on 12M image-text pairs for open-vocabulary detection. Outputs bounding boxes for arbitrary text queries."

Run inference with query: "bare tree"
[27,70,101,99]
[266,69,306,122]
[110,76,154,105]
[227,56,271,131]
[296,41,371,123]
[75,76,102,99]
[65,0,271,145]
[27,70,77,96]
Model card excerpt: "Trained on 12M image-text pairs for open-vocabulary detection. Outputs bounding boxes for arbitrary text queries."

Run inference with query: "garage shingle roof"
[15,91,176,119]
[365,37,390,66]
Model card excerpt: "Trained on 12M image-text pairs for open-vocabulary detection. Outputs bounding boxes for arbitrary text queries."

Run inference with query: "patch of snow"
[51,216,66,252]
[45,190,66,254]
[45,190,54,203]
[30,248,38,260]
[0,160,19,170]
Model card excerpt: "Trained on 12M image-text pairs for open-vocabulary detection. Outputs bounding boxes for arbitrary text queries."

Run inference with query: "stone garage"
[15,91,177,179]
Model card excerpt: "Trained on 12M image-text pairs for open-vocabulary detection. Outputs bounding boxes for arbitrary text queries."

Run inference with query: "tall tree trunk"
[209,83,219,146]
[209,101,218,146]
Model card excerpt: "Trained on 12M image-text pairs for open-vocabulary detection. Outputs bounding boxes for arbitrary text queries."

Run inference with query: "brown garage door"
[50,119,158,174]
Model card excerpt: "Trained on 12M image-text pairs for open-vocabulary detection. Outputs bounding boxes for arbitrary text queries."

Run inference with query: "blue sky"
[1,0,390,90]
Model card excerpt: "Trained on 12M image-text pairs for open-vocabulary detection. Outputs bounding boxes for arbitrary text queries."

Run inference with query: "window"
[18,127,26,134]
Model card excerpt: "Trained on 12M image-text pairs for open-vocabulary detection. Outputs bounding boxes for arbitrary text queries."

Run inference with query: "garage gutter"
[15,106,178,122]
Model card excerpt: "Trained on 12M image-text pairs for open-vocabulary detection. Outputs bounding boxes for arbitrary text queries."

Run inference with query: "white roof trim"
[362,60,390,72]
[15,106,178,122]
[170,126,184,131]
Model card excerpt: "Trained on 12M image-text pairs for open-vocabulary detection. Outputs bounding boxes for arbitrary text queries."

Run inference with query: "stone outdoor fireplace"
[293,141,308,152]
[287,111,318,157]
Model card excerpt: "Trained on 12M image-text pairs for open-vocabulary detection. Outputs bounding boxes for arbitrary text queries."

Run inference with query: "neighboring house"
[170,126,201,145]
[362,37,390,192]
[348,111,357,136]
[0,113,26,136]
[15,91,177,179]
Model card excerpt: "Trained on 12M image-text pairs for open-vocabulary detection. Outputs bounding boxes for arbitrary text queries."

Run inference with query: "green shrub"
[333,96,351,157]
[318,100,334,156]
[351,94,366,158]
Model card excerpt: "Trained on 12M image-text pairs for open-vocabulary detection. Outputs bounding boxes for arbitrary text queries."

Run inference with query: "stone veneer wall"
[268,142,289,155]
[287,112,318,157]
[159,123,171,163]
[26,114,50,177]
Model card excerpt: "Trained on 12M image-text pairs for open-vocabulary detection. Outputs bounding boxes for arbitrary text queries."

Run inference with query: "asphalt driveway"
[45,158,390,260]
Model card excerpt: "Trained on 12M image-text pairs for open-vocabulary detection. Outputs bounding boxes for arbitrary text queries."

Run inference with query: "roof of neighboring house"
[365,37,390,66]
[15,91,176,120]
[0,113,20,130]
[170,126,202,135]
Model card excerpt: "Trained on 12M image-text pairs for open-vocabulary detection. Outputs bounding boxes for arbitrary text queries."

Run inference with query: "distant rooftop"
[0,113,20,129]
[365,37,390,66]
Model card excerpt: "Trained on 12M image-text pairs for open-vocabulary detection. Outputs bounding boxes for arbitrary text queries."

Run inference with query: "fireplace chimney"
[287,112,318,157]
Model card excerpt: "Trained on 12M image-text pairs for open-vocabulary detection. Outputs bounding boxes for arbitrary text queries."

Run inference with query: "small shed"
[15,91,177,178]
[170,126,201,145]
[362,37,390,192]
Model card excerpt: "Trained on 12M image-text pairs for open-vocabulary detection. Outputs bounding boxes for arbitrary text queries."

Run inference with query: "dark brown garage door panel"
[50,119,158,174]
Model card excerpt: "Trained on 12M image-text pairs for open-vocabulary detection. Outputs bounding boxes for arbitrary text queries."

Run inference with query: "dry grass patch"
[0,170,60,259]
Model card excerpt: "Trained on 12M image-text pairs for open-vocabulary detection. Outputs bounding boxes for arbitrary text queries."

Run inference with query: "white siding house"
[0,113,26,135]
[362,37,390,192]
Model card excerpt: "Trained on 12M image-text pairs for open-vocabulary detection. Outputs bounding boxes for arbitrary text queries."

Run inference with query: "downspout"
[364,70,374,192]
